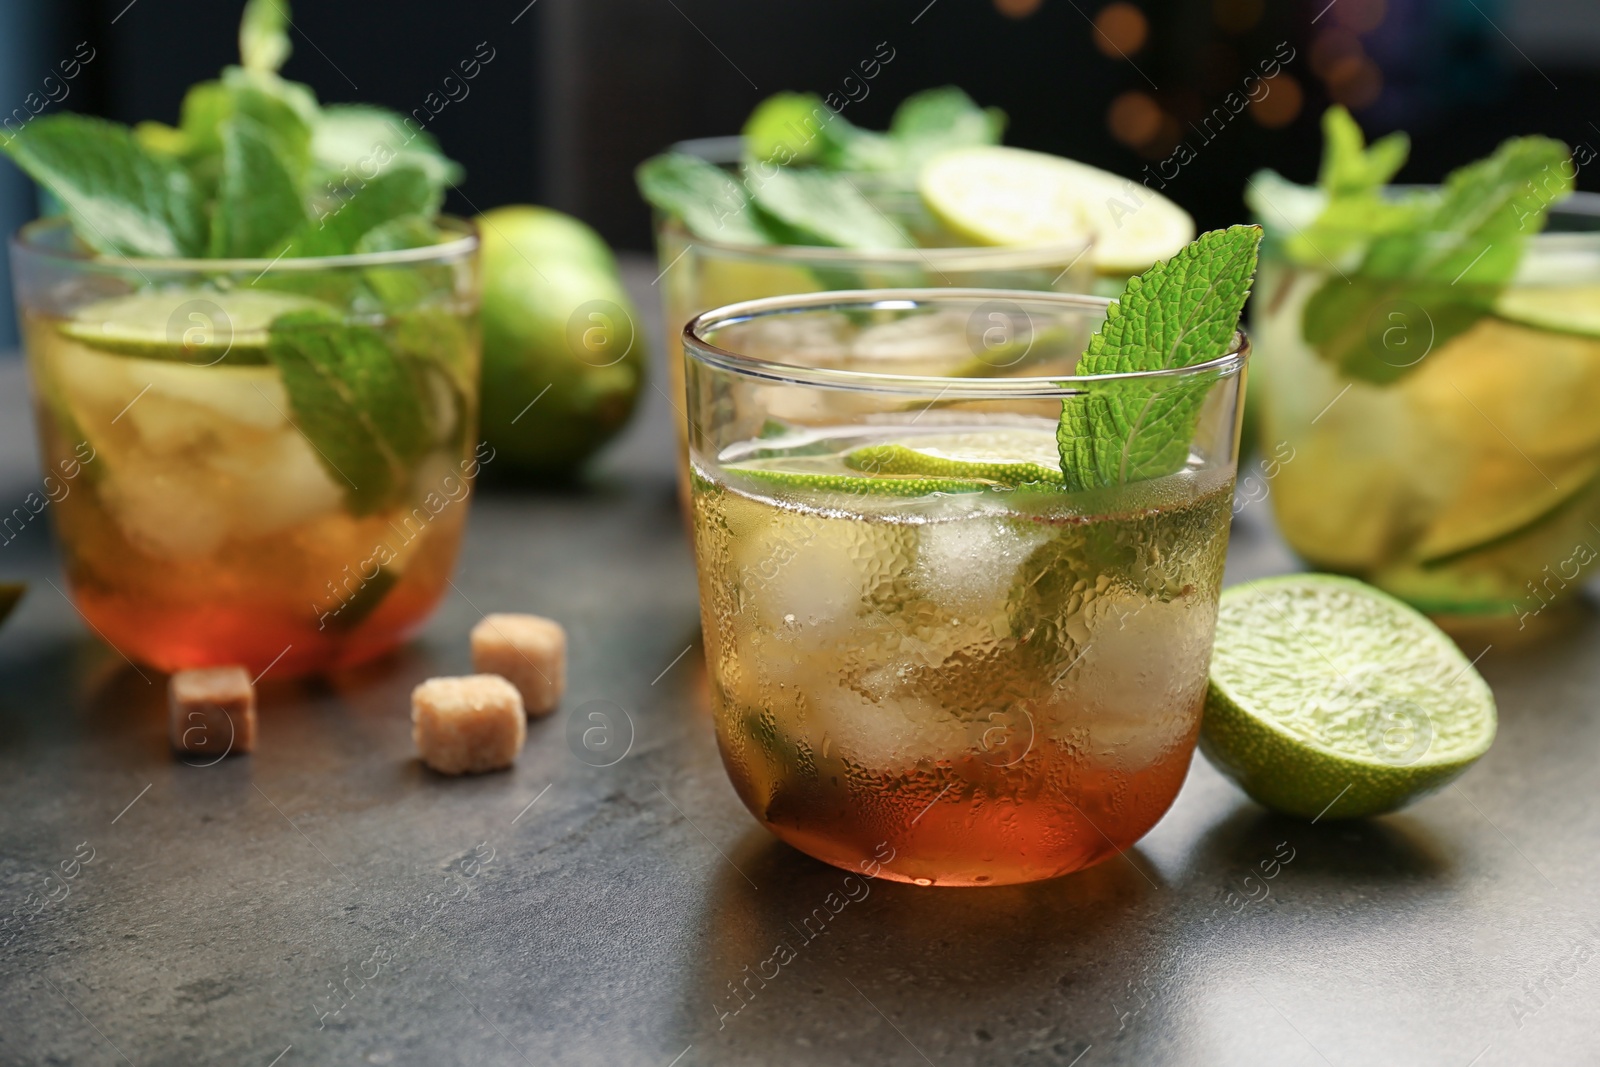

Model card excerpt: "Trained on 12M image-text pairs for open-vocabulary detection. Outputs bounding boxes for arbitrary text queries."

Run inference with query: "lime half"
[919,146,1195,275]
[1201,574,1497,820]
[1493,284,1600,338]
[60,288,328,364]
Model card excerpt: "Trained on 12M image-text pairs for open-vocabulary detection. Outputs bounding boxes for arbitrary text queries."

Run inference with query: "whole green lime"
[476,206,645,476]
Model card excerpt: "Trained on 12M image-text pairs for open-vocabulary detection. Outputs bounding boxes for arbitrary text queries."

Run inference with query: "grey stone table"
[2,258,1597,1067]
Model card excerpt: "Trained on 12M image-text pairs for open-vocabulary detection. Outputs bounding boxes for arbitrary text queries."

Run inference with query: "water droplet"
[914,877,933,886]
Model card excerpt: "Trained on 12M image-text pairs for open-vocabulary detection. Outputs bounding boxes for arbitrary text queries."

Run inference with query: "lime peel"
[59,288,328,363]
[1493,284,1600,339]
[1201,574,1497,820]
[919,145,1195,274]
[723,464,992,497]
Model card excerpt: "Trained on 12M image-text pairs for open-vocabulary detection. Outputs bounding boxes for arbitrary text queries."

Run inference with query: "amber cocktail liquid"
[683,290,1244,886]
[693,428,1230,886]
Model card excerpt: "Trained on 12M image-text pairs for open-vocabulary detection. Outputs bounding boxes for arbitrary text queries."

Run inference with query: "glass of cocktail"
[1251,192,1600,631]
[648,136,1100,510]
[683,288,1248,886]
[11,216,481,677]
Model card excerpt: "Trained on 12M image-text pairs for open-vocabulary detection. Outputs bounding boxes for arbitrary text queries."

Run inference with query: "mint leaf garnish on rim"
[2,114,206,258]
[746,166,913,250]
[1246,106,1424,267]
[1302,134,1573,384]
[636,152,773,245]
[0,0,464,263]
[638,85,1004,247]
[208,114,307,257]
[1057,225,1260,491]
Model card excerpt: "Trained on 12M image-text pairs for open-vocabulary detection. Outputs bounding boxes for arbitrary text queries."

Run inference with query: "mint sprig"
[1302,134,1573,383]
[746,166,912,250]
[0,0,463,263]
[638,85,1003,247]
[2,114,206,258]
[1057,226,1260,491]
[208,114,307,257]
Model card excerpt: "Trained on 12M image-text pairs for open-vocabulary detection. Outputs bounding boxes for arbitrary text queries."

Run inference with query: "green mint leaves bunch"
[635,86,1004,251]
[2,0,463,262]
[1058,225,1260,491]
[1247,106,1574,383]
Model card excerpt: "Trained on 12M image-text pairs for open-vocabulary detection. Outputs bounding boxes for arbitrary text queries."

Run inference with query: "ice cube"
[1061,592,1210,768]
[913,511,1051,616]
[210,430,345,540]
[100,454,231,560]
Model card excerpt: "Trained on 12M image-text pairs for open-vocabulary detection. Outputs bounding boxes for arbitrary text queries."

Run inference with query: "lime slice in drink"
[1201,574,1497,820]
[60,289,329,364]
[844,430,1062,486]
[1493,284,1600,338]
[919,146,1195,275]
[724,428,1063,497]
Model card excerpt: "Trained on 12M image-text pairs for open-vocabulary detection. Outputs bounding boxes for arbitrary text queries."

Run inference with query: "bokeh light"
[1334,0,1387,35]
[1093,2,1149,58]
[1107,90,1164,147]
[1326,54,1383,108]
[1248,73,1303,128]
[1310,28,1365,80]
[994,0,1044,18]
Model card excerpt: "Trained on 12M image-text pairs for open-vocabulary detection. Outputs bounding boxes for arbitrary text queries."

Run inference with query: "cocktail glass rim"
[10,213,479,271]
[684,287,1248,398]
[656,135,1094,272]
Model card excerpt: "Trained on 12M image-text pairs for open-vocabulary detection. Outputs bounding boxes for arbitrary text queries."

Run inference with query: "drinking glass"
[1251,192,1600,632]
[652,136,1096,510]
[684,289,1247,886]
[11,216,481,677]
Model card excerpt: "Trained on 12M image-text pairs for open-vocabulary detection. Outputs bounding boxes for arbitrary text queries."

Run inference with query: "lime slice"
[919,146,1195,275]
[844,430,1062,486]
[1493,284,1600,338]
[723,466,992,497]
[725,428,1064,498]
[1201,574,1497,820]
[59,289,328,364]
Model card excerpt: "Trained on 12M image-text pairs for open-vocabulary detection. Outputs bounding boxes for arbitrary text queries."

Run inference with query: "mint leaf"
[887,86,1005,164]
[208,115,308,257]
[636,152,774,244]
[291,163,439,256]
[240,0,292,74]
[179,72,316,192]
[1248,107,1424,268]
[356,214,446,307]
[747,165,912,249]
[265,309,431,515]
[1318,105,1408,197]
[311,104,463,191]
[1057,226,1260,490]
[1,114,205,257]
[1302,135,1573,383]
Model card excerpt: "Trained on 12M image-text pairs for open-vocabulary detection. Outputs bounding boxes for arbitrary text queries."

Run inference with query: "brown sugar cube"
[411,675,525,775]
[470,614,566,716]
[169,666,256,757]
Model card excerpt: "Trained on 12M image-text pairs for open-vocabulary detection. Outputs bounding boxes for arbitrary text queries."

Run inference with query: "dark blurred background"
[1,0,1597,345]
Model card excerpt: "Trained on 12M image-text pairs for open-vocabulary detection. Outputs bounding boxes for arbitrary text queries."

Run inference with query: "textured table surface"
[1,257,1597,1067]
